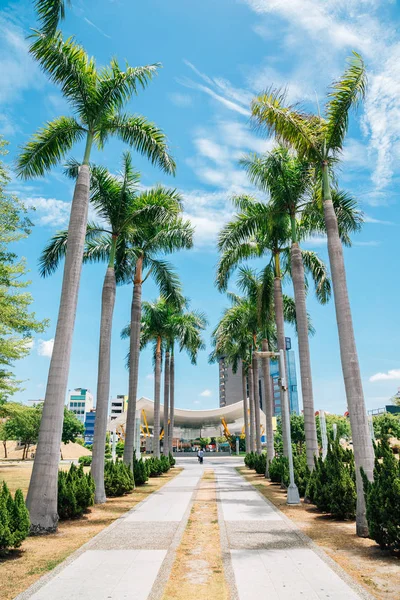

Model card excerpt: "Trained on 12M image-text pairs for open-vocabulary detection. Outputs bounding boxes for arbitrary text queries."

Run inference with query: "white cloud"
[146,373,154,381]
[353,240,380,247]
[200,389,212,397]
[363,214,395,225]
[84,17,111,39]
[168,93,193,107]
[369,369,400,382]
[24,197,71,227]
[37,339,54,358]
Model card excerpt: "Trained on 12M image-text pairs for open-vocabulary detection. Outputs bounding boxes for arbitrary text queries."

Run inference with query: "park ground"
[0,457,399,600]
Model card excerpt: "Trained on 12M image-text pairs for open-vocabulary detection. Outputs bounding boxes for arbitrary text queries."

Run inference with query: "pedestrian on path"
[198,449,204,464]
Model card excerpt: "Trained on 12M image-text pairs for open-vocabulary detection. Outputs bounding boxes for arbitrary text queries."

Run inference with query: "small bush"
[244,452,257,470]
[269,455,289,485]
[169,452,176,467]
[160,455,171,473]
[146,457,163,477]
[132,453,148,486]
[0,482,30,550]
[58,463,95,520]
[306,441,356,519]
[254,453,267,475]
[116,440,124,458]
[362,437,400,551]
[104,460,135,497]
[78,455,92,466]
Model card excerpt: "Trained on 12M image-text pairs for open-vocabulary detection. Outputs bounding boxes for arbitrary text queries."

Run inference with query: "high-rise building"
[67,388,94,424]
[218,357,242,408]
[110,394,128,419]
[218,338,299,415]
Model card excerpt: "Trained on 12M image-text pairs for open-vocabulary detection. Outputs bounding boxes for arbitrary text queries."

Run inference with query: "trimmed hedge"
[104,460,134,497]
[362,437,400,551]
[58,463,95,520]
[0,482,30,550]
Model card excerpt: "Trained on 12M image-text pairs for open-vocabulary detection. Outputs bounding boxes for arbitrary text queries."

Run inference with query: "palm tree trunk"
[262,338,275,470]
[3,441,7,459]
[322,163,374,537]
[153,337,162,458]
[248,364,256,452]
[252,354,262,454]
[163,350,170,456]
[123,256,143,468]
[273,252,289,458]
[26,163,91,533]
[168,349,175,454]
[290,239,318,470]
[91,253,117,503]
[242,364,250,454]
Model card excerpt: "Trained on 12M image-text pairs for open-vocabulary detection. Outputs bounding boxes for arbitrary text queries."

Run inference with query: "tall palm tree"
[164,307,207,454]
[39,153,182,503]
[17,33,175,532]
[122,218,193,467]
[251,52,374,536]
[217,200,321,457]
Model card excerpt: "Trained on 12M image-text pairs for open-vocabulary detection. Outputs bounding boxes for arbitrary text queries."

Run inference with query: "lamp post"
[254,349,300,505]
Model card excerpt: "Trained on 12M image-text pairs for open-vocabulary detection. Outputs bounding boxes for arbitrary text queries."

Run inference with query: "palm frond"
[16,116,86,179]
[301,249,331,305]
[146,259,184,309]
[325,52,367,152]
[34,0,71,37]
[99,112,176,174]
[39,229,68,277]
[251,87,323,161]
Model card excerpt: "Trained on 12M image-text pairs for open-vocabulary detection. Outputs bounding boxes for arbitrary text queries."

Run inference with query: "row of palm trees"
[19,1,184,531]
[212,54,374,537]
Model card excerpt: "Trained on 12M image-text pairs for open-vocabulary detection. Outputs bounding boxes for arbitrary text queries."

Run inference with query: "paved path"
[16,458,370,600]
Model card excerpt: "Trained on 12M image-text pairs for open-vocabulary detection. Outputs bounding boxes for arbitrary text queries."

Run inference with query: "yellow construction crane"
[221,416,231,440]
[141,409,150,437]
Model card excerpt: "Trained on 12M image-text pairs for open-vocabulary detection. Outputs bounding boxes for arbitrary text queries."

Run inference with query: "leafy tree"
[61,407,84,443]
[372,413,400,440]
[0,138,47,401]
[18,30,175,533]
[251,52,374,536]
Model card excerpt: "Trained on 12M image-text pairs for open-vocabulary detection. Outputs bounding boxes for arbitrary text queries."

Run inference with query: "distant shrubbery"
[104,460,134,497]
[78,455,92,466]
[146,455,171,477]
[0,482,30,550]
[132,453,149,486]
[362,437,400,551]
[246,447,309,497]
[58,463,95,520]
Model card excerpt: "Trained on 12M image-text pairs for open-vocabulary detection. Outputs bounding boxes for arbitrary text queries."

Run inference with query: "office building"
[84,410,96,444]
[218,338,299,416]
[110,394,128,419]
[67,388,94,424]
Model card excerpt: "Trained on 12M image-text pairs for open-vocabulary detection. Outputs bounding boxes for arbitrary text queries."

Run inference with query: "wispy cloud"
[200,389,212,397]
[37,339,54,358]
[84,17,111,39]
[168,92,193,107]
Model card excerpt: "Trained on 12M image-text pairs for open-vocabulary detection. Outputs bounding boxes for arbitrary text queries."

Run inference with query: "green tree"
[372,413,400,440]
[251,52,374,536]
[40,153,184,503]
[61,407,84,444]
[18,31,175,533]
[34,0,71,37]
[0,138,47,401]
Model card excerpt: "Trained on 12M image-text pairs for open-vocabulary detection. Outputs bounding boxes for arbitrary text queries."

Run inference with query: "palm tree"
[251,52,374,536]
[17,33,175,532]
[165,306,207,454]
[122,218,193,467]
[217,201,321,457]
[39,153,182,503]
[34,0,71,37]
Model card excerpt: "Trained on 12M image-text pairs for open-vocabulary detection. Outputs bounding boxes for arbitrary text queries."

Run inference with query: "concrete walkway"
[16,458,371,600]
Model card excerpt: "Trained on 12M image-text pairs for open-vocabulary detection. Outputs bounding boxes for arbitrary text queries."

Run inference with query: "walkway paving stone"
[16,458,370,600]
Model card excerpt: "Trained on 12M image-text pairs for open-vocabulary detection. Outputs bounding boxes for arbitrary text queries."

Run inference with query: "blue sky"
[1,0,400,414]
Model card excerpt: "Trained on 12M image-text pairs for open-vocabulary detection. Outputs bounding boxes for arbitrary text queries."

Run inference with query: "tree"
[0,138,47,402]
[121,216,192,467]
[251,52,374,536]
[61,407,84,444]
[40,153,183,503]
[372,413,400,441]
[34,0,71,37]
[17,31,175,533]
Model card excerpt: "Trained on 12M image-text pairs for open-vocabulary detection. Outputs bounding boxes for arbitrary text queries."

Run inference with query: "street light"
[254,348,300,505]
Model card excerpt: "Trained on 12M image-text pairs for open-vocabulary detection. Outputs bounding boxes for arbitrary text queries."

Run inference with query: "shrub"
[146,457,163,477]
[132,453,148,486]
[244,452,257,470]
[293,447,310,497]
[362,437,400,551]
[160,455,171,473]
[169,452,176,467]
[116,440,124,458]
[269,455,289,485]
[0,482,30,550]
[307,442,356,519]
[104,460,135,497]
[254,453,267,475]
[78,455,92,466]
[58,463,95,520]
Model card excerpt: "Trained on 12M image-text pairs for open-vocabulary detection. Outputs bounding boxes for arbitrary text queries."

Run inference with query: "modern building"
[110,394,128,419]
[84,410,96,444]
[67,388,94,424]
[218,337,299,416]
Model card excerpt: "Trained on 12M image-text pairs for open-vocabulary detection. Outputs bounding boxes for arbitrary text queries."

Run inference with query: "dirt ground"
[0,462,181,600]
[162,469,229,600]
[239,467,399,600]
[1,441,92,461]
